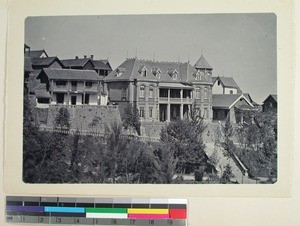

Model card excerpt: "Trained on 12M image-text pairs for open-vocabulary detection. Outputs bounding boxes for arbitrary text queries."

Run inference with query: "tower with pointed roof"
[191,54,214,120]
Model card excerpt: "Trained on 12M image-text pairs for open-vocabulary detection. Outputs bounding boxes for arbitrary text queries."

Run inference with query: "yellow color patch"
[127,208,169,214]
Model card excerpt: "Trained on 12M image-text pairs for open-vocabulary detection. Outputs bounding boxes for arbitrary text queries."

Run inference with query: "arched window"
[140,85,145,98]
[149,86,154,98]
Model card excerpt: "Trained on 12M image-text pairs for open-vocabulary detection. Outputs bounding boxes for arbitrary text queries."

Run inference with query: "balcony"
[159,97,193,104]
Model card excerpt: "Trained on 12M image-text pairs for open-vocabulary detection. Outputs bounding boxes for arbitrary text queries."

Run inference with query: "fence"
[40,127,161,142]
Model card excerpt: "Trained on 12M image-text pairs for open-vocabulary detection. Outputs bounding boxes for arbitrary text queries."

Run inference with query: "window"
[140,85,145,98]
[195,70,201,80]
[195,88,200,99]
[204,88,208,99]
[122,87,127,100]
[139,66,147,77]
[149,107,153,118]
[56,80,67,86]
[142,70,146,77]
[218,80,220,86]
[56,93,64,104]
[230,90,233,94]
[84,94,90,104]
[139,107,145,118]
[116,67,125,77]
[149,87,154,98]
[172,72,178,80]
[86,82,93,87]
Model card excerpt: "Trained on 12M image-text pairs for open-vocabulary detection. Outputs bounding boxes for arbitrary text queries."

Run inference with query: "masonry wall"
[44,105,122,133]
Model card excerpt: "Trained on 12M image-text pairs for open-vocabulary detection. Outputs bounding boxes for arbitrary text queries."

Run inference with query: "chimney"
[90,55,94,59]
[75,56,78,59]
[84,55,87,59]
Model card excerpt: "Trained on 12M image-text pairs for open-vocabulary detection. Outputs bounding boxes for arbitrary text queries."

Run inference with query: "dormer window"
[168,69,178,80]
[116,67,125,77]
[152,68,162,78]
[138,65,147,77]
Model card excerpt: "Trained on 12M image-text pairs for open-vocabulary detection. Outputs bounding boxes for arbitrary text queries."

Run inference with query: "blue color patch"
[44,206,85,213]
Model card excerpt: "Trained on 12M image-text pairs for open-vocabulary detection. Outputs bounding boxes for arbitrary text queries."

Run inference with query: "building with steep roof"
[37,68,107,106]
[104,55,213,122]
[212,76,242,94]
[61,55,112,76]
[212,94,255,123]
[262,94,277,112]
[31,57,64,70]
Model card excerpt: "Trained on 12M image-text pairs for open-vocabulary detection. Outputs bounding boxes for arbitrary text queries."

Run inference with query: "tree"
[220,164,234,184]
[154,144,178,184]
[54,107,71,130]
[105,121,127,183]
[121,103,141,135]
[160,116,207,175]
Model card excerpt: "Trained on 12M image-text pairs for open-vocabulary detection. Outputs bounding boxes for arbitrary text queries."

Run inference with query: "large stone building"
[104,55,214,122]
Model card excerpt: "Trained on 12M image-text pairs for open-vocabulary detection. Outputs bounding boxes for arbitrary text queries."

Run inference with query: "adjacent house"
[212,76,242,94]
[36,68,107,106]
[262,94,277,112]
[61,55,112,76]
[104,55,213,122]
[212,93,254,123]
[61,57,95,70]
[31,57,64,70]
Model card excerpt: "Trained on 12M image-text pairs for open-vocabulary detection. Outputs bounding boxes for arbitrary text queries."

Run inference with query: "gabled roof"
[41,68,103,81]
[92,60,112,70]
[104,58,211,84]
[243,93,259,106]
[31,57,62,67]
[263,94,277,103]
[61,58,94,68]
[24,57,33,72]
[213,76,240,89]
[195,55,213,69]
[29,50,48,58]
[212,94,254,109]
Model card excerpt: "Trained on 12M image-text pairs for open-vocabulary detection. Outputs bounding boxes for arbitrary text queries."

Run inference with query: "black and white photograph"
[23,14,277,184]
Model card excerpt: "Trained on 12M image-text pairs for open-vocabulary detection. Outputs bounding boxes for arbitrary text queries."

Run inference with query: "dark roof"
[29,50,48,58]
[104,58,212,84]
[24,44,30,49]
[35,90,51,99]
[271,94,277,102]
[24,57,33,72]
[212,94,253,109]
[214,76,239,88]
[61,58,93,68]
[195,55,213,69]
[243,93,259,106]
[92,60,112,70]
[42,68,103,81]
[263,94,277,103]
[31,57,60,67]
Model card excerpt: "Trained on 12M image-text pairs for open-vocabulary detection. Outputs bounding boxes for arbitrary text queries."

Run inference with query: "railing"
[159,97,193,104]
[40,127,160,142]
[50,104,118,109]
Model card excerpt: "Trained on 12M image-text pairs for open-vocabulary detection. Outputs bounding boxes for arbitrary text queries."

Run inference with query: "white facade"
[212,79,238,94]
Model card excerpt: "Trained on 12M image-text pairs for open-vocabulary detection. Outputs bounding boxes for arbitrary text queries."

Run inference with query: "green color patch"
[86,208,127,213]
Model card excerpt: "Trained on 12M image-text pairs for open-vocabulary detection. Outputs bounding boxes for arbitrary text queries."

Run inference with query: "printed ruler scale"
[6,196,187,226]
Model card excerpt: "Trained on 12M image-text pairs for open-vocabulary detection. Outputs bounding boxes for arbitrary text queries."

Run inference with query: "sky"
[25,14,276,103]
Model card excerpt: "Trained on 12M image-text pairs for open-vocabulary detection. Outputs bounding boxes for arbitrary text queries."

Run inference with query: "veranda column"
[180,89,183,119]
[167,89,171,121]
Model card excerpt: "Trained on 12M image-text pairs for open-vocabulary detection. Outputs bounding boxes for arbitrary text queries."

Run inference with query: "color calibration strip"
[6,196,187,225]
